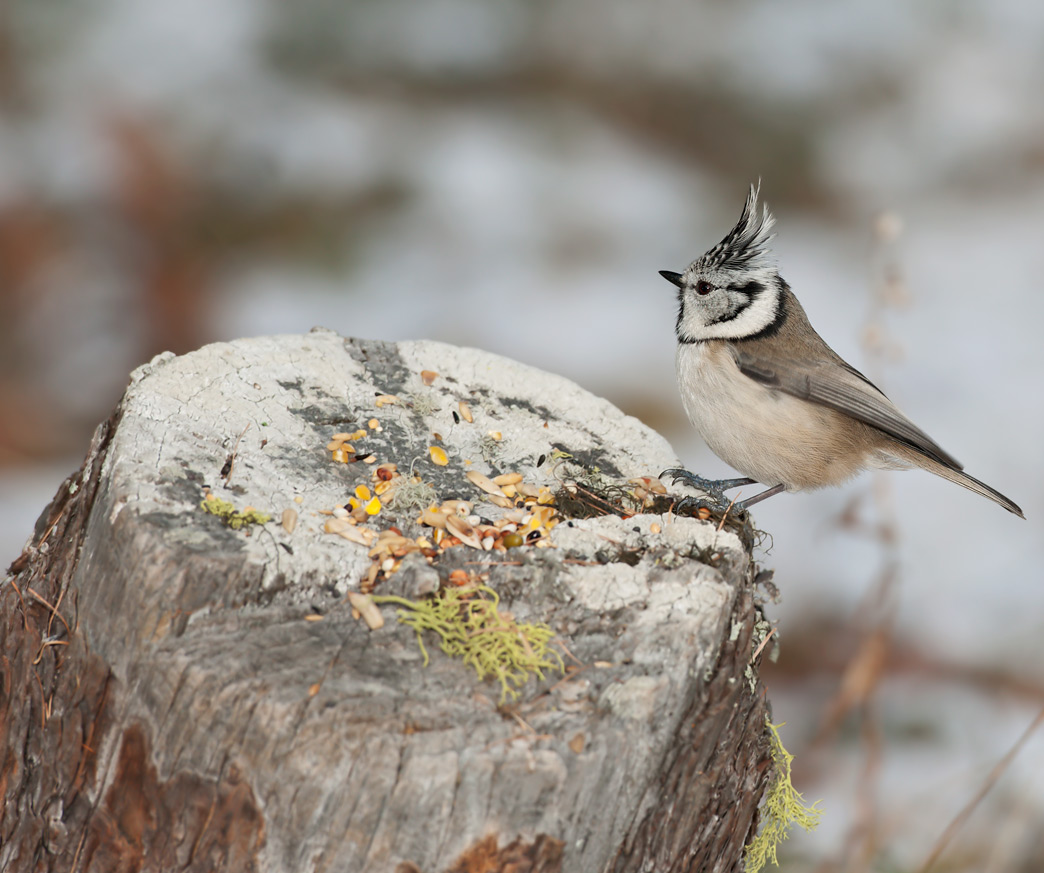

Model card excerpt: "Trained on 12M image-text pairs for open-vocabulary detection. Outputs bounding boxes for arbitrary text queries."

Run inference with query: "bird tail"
[890,446,1024,518]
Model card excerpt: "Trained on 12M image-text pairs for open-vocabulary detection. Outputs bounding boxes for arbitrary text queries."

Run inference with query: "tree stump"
[2,330,773,873]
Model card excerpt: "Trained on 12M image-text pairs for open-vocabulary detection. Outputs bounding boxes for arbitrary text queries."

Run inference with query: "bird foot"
[659,469,754,518]
[671,494,736,518]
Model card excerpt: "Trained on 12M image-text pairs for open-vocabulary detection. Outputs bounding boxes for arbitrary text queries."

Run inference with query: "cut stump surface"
[2,330,773,873]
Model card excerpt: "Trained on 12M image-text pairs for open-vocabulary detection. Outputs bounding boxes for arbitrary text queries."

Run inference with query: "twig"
[32,638,70,666]
[38,504,66,550]
[815,212,907,872]
[718,494,739,531]
[552,637,584,667]
[7,577,29,631]
[26,587,73,639]
[48,583,68,639]
[546,663,592,693]
[752,626,776,662]
[70,827,88,873]
[509,709,537,733]
[916,704,1044,873]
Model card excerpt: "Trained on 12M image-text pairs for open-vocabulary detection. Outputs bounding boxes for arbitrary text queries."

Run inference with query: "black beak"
[659,270,684,287]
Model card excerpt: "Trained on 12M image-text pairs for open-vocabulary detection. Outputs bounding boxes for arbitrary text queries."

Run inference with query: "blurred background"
[1,0,1043,868]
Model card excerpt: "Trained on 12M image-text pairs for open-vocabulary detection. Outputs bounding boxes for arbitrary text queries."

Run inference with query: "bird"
[658,184,1024,518]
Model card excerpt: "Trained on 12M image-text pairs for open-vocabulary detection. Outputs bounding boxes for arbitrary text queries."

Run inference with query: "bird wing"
[732,347,964,470]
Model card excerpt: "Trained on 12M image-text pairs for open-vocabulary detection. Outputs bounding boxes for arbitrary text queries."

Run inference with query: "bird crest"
[695,183,777,274]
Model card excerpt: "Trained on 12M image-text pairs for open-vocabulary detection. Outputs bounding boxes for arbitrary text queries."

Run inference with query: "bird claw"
[661,468,720,493]
[672,494,729,518]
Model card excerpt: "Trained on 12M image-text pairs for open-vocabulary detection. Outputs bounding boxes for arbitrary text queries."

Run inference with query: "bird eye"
[696,281,714,296]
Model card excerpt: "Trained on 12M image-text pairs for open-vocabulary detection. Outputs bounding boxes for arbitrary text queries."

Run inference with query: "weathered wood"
[2,331,773,873]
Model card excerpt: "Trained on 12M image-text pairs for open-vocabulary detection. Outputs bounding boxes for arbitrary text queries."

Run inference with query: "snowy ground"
[3,1,1043,867]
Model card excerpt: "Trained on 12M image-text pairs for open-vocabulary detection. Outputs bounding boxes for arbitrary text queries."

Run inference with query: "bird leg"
[735,483,786,510]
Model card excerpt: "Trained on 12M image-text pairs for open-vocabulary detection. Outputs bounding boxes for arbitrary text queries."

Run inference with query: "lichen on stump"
[2,330,773,873]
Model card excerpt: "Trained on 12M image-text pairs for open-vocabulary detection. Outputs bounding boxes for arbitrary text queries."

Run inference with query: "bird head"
[662,184,784,343]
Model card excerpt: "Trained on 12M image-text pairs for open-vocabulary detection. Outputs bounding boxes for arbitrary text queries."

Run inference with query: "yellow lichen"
[372,585,564,702]
[200,496,271,530]
[745,721,823,873]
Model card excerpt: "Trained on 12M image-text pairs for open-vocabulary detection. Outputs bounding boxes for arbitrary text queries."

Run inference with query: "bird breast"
[675,341,880,491]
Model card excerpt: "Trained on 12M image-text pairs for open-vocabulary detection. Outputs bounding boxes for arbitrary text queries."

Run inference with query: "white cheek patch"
[705,289,780,339]
[678,277,781,342]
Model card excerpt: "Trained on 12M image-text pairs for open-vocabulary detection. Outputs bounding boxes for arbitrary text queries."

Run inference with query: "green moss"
[200,497,271,529]
[372,585,564,702]
[745,721,823,873]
